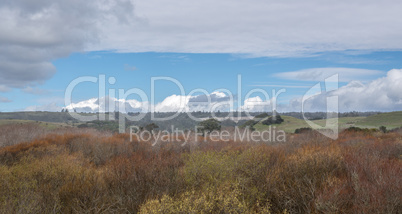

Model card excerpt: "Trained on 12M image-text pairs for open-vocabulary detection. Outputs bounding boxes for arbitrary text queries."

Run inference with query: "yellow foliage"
[140,182,271,214]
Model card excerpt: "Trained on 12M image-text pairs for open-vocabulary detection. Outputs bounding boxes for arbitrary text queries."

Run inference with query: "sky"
[1,0,402,112]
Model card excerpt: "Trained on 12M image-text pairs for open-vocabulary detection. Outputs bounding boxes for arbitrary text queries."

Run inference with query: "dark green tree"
[379,126,387,133]
[198,118,221,134]
[144,123,159,132]
[262,115,284,125]
[240,120,258,131]
[295,127,312,134]
[254,113,269,118]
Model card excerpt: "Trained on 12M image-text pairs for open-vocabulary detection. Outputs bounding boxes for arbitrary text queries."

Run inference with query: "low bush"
[294,127,312,134]
[0,151,109,213]
[0,123,47,147]
[344,126,378,134]
[139,182,270,214]
[266,145,346,213]
[0,126,400,213]
[103,150,185,213]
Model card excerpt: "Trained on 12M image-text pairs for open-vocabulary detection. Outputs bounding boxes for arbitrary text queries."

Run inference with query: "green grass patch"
[255,116,370,133]
[0,119,71,130]
[355,111,402,129]
[254,115,309,133]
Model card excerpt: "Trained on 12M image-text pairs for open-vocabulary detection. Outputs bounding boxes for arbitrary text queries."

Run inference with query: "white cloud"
[2,0,402,92]
[274,67,383,82]
[23,69,402,113]
[64,96,149,113]
[62,92,234,113]
[95,0,402,57]
[289,69,402,112]
[66,98,100,112]
[187,92,233,112]
[0,0,137,89]
[63,95,185,113]
[154,95,191,112]
[242,96,271,112]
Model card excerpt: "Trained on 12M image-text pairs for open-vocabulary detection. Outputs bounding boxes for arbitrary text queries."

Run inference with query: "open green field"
[355,111,402,129]
[0,119,71,130]
[254,112,402,133]
[254,116,309,133]
[1,111,401,133]
[0,119,35,126]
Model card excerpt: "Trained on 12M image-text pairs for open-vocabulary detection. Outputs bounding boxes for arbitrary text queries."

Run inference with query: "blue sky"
[2,51,401,112]
[1,0,402,112]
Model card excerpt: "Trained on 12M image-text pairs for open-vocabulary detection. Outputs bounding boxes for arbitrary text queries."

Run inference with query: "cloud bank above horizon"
[2,0,402,91]
[24,69,402,113]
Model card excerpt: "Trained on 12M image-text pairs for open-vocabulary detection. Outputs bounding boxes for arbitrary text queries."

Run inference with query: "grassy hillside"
[254,115,309,133]
[355,111,402,129]
[0,112,79,123]
[254,112,402,133]
[313,117,366,129]
[1,111,401,133]
[0,119,71,130]
[0,119,35,126]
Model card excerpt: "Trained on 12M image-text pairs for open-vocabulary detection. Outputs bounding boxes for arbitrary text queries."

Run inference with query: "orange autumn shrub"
[0,125,400,213]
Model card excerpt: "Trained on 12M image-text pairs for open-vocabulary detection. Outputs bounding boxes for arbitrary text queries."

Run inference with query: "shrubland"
[0,124,400,213]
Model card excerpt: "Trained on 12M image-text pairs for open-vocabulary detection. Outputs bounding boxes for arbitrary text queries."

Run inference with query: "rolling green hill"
[355,111,402,129]
[0,119,71,130]
[254,115,309,133]
[1,111,401,133]
[253,112,402,133]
